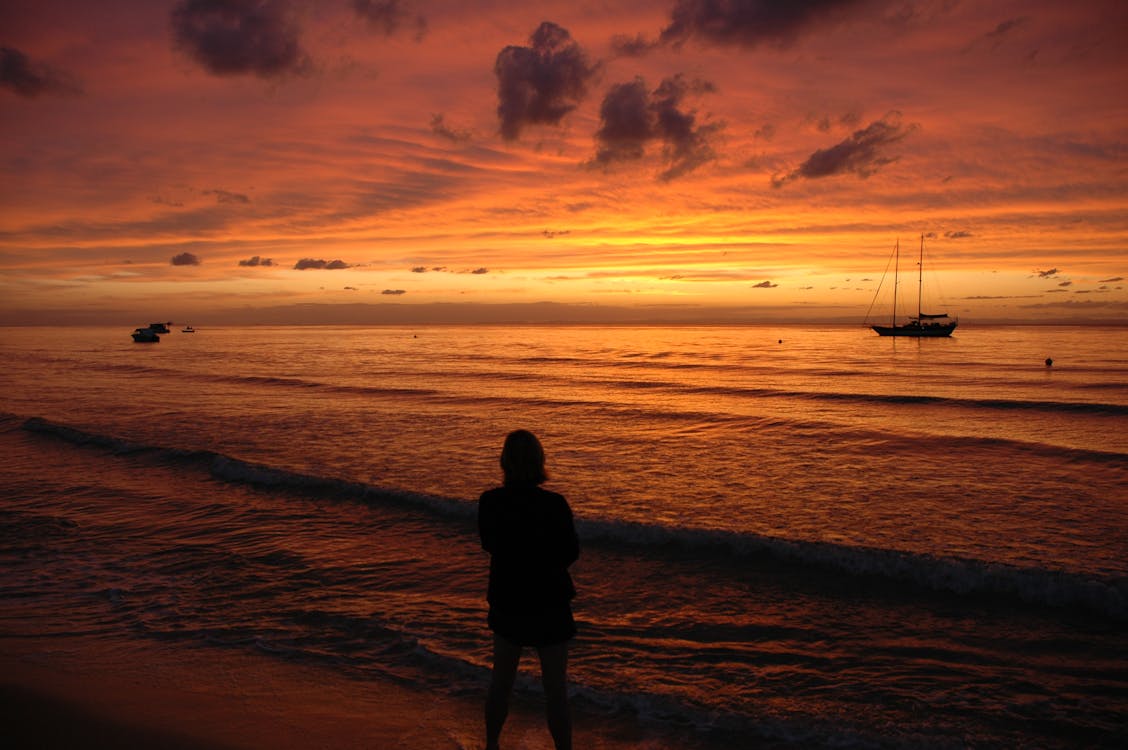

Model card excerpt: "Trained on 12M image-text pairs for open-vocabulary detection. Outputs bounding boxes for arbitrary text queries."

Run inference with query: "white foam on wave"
[576,516,1128,622]
[22,415,1126,621]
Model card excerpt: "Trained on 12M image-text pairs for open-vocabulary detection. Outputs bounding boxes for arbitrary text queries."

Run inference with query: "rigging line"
[863,241,898,325]
[920,237,954,313]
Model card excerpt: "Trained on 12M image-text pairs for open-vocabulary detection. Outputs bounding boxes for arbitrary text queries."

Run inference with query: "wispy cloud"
[351,0,426,39]
[204,189,251,204]
[1,47,82,97]
[773,112,917,187]
[430,114,472,143]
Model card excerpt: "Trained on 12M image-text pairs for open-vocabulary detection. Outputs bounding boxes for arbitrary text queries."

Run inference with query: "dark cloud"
[171,252,202,266]
[1,46,82,98]
[494,22,598,141]
[986,17,1028,40]
[204,189,251,204]
[963,295,1043,300]
[382,288,406,295]
[592,78,651,163]
[651,76,721,179]
[1035,268,1060,278]
[809,111,861,133]
[151,194,185,207]
[591,74,721,180]
[430,113,471,143]
[543,229,570,238]
[1099,277,1123,283]
[752,280,778,288]
[411,265,480,274]
[171,0,309,79]
[238,255,274,266]
[1057,280,1072,287]
[944,230,972,239]
[772,112,916,187]
[659,0,870,49]
[972,16,1029,51]
[351,0,426,38]
[294,258,351,270]
[610,33,659,58]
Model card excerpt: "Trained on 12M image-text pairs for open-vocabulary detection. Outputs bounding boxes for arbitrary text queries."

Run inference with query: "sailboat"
[869,235,957,337]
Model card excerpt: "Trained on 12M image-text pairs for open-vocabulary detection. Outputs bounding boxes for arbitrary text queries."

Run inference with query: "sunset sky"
[2,0,1126,325]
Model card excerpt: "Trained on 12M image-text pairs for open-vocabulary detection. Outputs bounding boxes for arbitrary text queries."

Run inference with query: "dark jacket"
[478,483,579,611]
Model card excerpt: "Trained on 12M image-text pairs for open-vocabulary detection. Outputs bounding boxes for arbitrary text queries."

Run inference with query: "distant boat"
[181,325,195,333]
[132,327,160,343]
[148,322,171,334]
[869,235,957,338]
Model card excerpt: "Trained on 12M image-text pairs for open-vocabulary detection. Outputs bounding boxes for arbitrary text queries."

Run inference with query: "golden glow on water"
[2,324,1124,577]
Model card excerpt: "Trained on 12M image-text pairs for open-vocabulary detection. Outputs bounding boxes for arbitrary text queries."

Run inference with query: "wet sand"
[2,633,475,749]
[1,632,698,750]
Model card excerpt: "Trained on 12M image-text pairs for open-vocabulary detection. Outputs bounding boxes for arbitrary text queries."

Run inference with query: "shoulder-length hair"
[500,429,548,486]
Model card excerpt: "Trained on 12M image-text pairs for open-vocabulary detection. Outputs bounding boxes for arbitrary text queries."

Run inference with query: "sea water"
[1,324,1125,747]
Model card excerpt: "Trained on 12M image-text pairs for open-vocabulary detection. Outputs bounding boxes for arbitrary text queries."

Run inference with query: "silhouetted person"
[479,430,579,750]
[1045,357,1054,367]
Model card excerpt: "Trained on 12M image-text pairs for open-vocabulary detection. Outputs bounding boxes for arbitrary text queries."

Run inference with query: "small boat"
[181,325,195,333]
[132,327,160,343]
[868,235,957,338]
[148,322,171,334]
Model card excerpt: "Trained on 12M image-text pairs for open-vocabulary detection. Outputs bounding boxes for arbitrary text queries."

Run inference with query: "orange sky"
[2,0,1126,325]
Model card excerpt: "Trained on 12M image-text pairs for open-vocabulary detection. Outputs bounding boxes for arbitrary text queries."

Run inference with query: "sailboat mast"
[917,234,924,321]
[891,239,899,328]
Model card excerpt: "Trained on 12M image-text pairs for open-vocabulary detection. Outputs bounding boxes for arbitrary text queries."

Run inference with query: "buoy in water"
[1045,357,1053,367]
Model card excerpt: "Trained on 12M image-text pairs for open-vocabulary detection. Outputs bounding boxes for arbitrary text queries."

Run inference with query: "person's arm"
[555,497,580,567]
[478,492,497,553]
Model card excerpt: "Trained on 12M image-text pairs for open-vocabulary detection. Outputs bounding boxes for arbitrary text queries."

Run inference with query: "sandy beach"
[2,633,477,749]
[2,632,702,750]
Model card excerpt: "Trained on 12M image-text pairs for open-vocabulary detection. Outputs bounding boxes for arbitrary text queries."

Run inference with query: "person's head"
[500,429,548,486]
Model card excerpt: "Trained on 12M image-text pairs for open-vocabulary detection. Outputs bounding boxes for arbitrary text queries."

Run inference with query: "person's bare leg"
[537,642,571,750]
[486,635,522,750]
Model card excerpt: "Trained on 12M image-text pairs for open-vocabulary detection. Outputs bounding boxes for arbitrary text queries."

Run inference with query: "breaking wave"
[19,415,1127,622]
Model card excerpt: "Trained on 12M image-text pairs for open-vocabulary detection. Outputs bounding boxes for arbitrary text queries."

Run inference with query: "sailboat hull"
[871,322,957,337]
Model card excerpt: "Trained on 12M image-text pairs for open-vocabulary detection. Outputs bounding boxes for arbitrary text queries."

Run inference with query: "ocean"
[1,324,1125,748]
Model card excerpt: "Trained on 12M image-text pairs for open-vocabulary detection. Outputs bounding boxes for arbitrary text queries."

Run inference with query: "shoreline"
[1,632,716,750]
[1,634,476,750]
